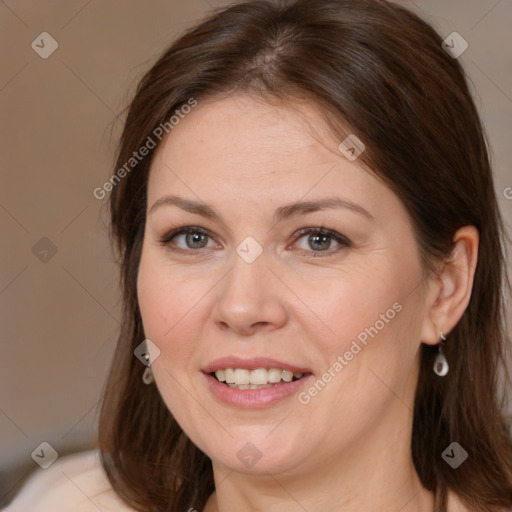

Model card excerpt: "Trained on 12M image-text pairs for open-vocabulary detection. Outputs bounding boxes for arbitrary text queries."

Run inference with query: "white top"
[4,449,136,512]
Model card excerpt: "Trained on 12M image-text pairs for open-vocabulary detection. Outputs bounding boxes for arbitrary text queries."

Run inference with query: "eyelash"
[158,226,351,257]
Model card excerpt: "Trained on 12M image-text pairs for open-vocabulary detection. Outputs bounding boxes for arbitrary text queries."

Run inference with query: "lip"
[203,373,314,408]
[202,356,314,409]
[203,356,312,374]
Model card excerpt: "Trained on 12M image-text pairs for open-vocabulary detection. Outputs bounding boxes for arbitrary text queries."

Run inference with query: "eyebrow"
[148,194,374,223]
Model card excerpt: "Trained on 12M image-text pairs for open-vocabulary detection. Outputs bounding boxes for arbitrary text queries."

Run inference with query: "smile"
[213,368,305,389]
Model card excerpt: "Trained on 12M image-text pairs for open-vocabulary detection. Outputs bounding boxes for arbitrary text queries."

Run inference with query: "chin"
[199,429,309,475]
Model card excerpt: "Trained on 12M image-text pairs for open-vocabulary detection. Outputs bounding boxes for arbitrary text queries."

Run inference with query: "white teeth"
[267,368,283,383]
[227,383,273,389]
[224,368,235,384]
[250,368,268,385]
[281,370,293,382]
[213,367,306,388]
[234,368,250,385]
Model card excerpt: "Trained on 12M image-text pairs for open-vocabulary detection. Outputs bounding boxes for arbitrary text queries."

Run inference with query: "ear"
[420,225,479,345]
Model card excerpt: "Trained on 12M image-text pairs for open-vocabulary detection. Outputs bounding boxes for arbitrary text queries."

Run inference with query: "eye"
[159,227,217,252]
[292,227,351,256]
[159,225,351,256]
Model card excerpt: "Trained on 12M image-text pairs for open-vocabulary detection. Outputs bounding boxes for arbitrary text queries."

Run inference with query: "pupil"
[187,232,207,248]
[309,234,330,251]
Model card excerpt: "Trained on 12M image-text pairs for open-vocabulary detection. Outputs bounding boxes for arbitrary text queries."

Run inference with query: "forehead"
[158,95,337,171]
[146,94,395,220]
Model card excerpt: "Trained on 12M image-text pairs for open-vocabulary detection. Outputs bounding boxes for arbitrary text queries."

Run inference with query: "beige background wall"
[1,0,511,507]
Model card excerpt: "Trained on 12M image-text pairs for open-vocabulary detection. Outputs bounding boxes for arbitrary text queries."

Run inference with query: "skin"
[137,94,478,512]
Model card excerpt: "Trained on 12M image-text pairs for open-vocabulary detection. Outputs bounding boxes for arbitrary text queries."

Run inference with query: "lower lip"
[203,373,313,408]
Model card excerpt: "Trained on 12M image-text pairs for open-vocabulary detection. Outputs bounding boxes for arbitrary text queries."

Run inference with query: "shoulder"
[4,449,136,512]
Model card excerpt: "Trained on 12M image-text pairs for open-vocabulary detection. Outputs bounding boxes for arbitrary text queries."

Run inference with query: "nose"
[211,248,288,336]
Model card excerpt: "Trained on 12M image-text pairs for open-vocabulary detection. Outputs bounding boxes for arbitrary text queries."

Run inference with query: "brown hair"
[96,0,512,510]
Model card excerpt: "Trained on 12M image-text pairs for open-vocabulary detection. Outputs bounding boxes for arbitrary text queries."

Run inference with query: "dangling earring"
[143,366,154,385]
[433,331,449,376]
[141,351,154,385]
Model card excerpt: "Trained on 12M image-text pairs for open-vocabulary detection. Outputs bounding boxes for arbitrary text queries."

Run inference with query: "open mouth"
[210,368,311,390]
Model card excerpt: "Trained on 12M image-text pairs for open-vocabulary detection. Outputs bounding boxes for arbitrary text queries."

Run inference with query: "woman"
[6,0,512,511]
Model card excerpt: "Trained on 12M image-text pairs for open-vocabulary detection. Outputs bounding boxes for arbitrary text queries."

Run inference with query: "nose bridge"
[222,241,272,307]
[211,240,288,333]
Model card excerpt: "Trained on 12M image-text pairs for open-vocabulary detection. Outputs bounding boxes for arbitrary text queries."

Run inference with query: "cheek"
[298,280,424,444]
[308,258,425,387]
[136,253,209,441]
[307,268,402,345]
[136,252,202,372]
[137,249,201,337]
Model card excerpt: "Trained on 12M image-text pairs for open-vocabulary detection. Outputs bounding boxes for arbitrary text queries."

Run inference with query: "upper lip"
[203,356,312,374]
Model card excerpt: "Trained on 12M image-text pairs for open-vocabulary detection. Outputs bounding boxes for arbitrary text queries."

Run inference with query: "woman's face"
[137,94,433,477]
